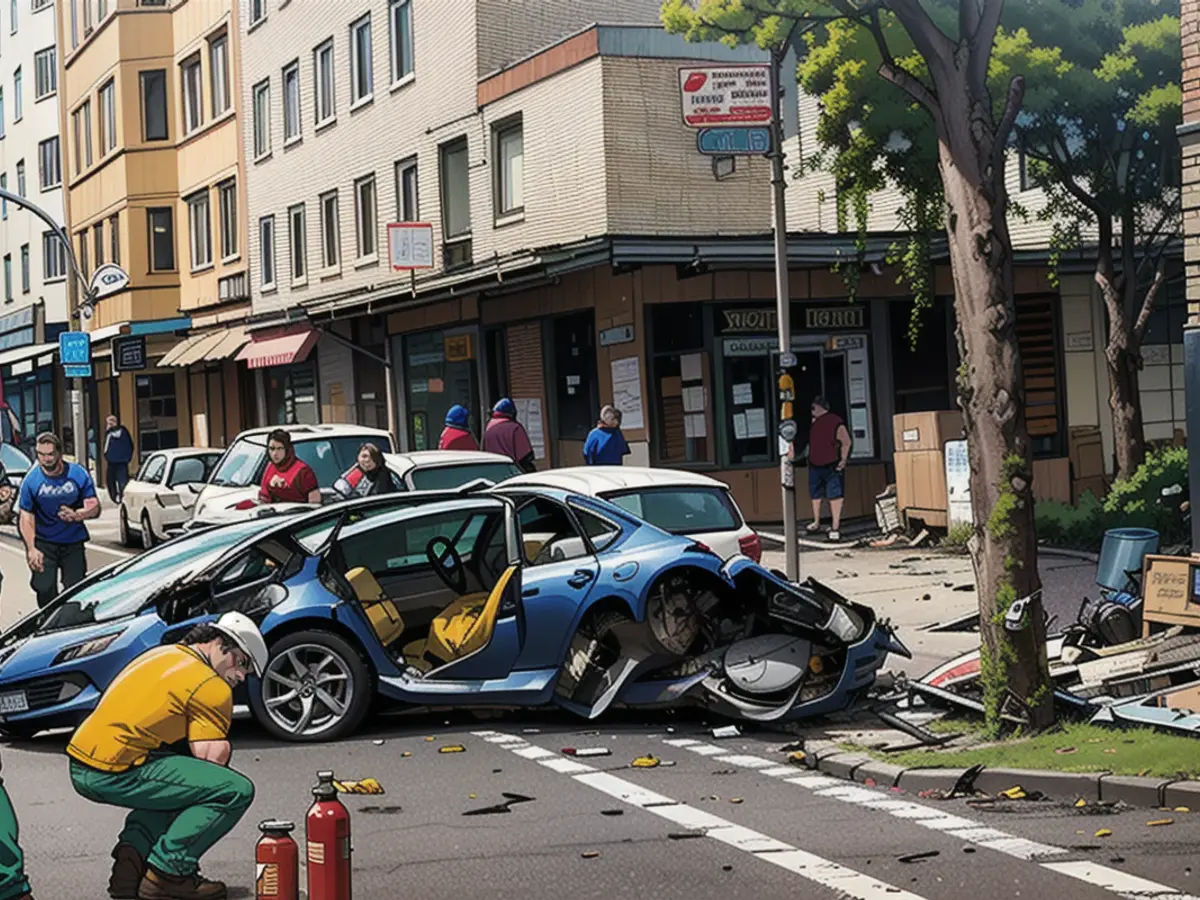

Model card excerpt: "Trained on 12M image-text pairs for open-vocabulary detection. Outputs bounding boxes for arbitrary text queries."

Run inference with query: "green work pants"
[0,776,30,900]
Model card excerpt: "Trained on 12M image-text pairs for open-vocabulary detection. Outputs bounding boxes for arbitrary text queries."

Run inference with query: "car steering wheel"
[426,537,468,595]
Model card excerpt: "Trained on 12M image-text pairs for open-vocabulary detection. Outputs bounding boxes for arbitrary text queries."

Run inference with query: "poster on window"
[514,398,546,460]
[610,356,645,431]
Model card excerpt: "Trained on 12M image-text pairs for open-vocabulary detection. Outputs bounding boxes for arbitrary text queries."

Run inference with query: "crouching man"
[66,613,268,900]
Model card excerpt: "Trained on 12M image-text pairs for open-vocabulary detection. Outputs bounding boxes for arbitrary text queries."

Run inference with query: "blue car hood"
[0,613,162,682]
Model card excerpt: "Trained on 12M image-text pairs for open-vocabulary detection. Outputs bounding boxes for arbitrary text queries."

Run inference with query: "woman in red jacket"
[439,404,479,451]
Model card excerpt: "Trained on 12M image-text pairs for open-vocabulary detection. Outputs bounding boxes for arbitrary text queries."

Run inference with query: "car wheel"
[140,511,158,549]
[118,505,137,548]
[249,630,373,743]
[554,609,633,704]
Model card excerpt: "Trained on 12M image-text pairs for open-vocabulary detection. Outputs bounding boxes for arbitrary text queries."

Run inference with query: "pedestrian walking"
[805,396,852,541]
[438,405,479,451]
[482,398,537,473]
[332,442,397,500]
[67,612,266,900]
[258,430,320,505]
[18,432,100,608]
[583,405,630,466]
[103,415,134,504]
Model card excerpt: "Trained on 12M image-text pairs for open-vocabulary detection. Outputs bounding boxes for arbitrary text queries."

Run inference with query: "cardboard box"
[895,449,949,516]
[1141,554,1200,631]
[892,411,964,452]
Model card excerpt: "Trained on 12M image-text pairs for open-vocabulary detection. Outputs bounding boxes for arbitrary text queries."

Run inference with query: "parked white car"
[383,450,522,491]
[118,448,223,547]
[500,466,761,561]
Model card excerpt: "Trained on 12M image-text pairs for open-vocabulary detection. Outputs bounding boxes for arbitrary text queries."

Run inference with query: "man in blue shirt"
[583,405,630,466]
[18,432,101,608]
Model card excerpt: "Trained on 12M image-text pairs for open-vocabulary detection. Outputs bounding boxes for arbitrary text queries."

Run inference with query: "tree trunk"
[936,74,1053,730]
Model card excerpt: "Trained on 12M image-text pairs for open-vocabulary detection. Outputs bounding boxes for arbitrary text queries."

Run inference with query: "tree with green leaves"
[663,0,1054,730]
[998,2,1181,481]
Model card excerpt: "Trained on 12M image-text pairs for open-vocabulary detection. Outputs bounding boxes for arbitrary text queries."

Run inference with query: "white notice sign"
[610,356,645,431]
[514,398,546,460]
[388,223,434,270]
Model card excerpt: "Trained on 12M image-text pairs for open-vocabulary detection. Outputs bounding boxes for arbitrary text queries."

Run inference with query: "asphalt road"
[3,712,1198,900]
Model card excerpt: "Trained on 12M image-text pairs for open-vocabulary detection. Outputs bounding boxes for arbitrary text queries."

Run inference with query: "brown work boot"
[109,843,145,899]
[136,866,227,900]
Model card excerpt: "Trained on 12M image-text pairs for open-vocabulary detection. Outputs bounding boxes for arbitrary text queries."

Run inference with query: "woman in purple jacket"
[482,399,536,473]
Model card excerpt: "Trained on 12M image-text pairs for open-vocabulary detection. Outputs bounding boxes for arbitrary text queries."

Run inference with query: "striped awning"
[159,327,251,367]
[235,326,319,370]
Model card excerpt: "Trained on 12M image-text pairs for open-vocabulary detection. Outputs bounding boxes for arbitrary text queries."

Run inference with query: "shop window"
[550,312,596,443]
[266,363,318,425]
[402,328,479,451]
[136,373,179,457]
[890,297,951,414]
[649,302,713,465]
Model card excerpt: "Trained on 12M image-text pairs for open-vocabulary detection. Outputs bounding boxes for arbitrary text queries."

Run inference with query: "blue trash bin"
[1095,527,1160,593]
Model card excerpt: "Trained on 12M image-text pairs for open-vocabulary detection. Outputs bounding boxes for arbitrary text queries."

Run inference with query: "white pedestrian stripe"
[664,738,1200,895]
[475,731,930,900]
[711,754,775,769]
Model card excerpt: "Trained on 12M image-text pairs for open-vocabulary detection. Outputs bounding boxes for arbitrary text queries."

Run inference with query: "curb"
[1037,546,1100,562]
[807,752,1192,809]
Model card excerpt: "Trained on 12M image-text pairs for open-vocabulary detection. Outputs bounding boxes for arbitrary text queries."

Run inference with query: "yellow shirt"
[67,644,234,773]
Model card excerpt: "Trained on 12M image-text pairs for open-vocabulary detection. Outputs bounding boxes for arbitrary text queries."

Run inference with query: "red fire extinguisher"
[256,820,299,900]
[306,770,352,900]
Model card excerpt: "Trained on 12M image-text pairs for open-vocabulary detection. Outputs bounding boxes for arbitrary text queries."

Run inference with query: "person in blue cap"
[438,404,479,451]
[482,399,536,472]
[583,405,629,466]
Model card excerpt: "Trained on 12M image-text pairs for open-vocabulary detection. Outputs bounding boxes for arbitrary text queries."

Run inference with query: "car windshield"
[208,439,265,486]
[602,487,741,534]
[36,518,279,631]
[168,455,219,487]
[409,462,521,491]
[0,443,30,474]
[209,435,392,488]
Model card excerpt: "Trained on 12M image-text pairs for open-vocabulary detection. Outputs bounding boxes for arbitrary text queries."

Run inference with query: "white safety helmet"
[211,611,269,677]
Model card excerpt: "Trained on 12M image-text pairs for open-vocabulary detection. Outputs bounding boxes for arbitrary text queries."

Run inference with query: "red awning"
[236,327,319,369]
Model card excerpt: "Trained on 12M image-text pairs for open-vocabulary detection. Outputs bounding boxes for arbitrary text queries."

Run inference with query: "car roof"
[232,424,393,446]
[385,450,515,473]
[145,447,223,460]
[501,466,729,494]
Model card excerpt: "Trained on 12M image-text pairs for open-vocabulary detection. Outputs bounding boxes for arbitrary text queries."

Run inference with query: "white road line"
[712,754,775,769]
[665,738,1200,895]
[475,731,930,900]
[1042,861,1200,899]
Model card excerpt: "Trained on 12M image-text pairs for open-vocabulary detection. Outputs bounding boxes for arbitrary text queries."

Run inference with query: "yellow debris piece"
[581,851,601,859]
[439,745,466,754]
[1095,829,1112,838]
[425,736,436,742]
[1000,787,1026,800]
[401,751,412,758]
[1074,799,1088,808]
[334,778,384,795]
[730,798,744,805]
[1174,807,1190,813]
[788,751,807,764]
[1147,818,1174,827]
[469,794,477,799]
[632,755,660,768]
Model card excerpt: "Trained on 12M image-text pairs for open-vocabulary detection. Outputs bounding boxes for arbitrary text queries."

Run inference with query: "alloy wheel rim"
[261,643,354,736]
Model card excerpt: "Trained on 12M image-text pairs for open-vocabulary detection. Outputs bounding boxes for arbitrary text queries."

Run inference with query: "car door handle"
[522,587,540,598]
[567,569,595,589]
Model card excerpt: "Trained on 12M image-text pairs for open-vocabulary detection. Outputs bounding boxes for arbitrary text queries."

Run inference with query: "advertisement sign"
[388,223,434,270]
[679,65,772,129]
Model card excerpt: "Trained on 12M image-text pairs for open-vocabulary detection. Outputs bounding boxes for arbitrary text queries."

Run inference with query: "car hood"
[0,613,161,682]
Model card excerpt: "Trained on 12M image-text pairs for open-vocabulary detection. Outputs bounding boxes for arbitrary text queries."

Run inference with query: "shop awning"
[236,327,319,369]
[0,342,58,368]
[203,327,250,362]
[172,332,228,367]
[159,327,251,367]
[158,333,207,367]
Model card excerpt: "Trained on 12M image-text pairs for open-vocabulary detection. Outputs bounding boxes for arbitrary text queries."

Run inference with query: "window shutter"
[1015,294,1060,439]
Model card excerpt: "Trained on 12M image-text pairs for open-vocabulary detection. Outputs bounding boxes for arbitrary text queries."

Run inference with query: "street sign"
[696,127,771,155]
[112,335,147,372]
[63,364,92,378]
[679,65,772,129]
[59,331,90,366]
[89,263,130,300]
[388,223,434,270]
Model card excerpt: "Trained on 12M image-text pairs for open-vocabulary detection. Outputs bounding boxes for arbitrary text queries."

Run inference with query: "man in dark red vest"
[805,396,852,541]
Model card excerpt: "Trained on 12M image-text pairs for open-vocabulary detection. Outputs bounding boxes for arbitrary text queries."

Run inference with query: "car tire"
[249,629,373,743]
[140,511,158,549]
[118,505,137,548]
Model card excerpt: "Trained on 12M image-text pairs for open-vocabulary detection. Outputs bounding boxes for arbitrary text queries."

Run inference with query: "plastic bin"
[1095,527,1160,593]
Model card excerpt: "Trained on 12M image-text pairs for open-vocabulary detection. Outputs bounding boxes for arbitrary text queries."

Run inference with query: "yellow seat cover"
[346,566,405,648]
[425,566,518,664]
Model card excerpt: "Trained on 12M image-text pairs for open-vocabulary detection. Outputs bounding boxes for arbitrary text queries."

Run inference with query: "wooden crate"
[892,411,964,452]
[895,449,948,517]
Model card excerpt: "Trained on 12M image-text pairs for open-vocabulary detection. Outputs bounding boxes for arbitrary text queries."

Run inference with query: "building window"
[3,255,11,302]
[648,304,712,465]
[93,221,103,266]
[181,55,202,135]
[0,89,5,138]
[77,232,86,276]
[9,1,14,35]
[395,157,418,221]
[15,159,24,196]
[99,79,116,153]
[283,61,300,142]
[140,70,168,141]
[252,79,270,158]
[249,0,264,26]
[109,213,120,265]
[37,136,60,189]
[439,137,470,267]
[13,67,21,121]
[135,374,179,456]
[147,207,174,272]
[19,244,28,294]
[288,203,305,281]
[349,14,372,105]
[32,0,51,10]
[42,230,65,281]
[33,47,55,99]
[259,215,276,288]
[69,0,77,47]
[314,38,335,125]
[320,190,339,269]
[494,118,523,217]
[1018,144,1030,192]
[218,179,237,260]
[388,0,412,85]
[187,189,212,270]
[71,105,86,173]
[1,174,6,218]
[209,33,229,116]
[354,173,376,258]
[98,0,107,19]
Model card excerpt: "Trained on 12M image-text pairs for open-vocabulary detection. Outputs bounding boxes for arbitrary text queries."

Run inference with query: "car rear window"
[409,462,522,491]
[602,487,741,534]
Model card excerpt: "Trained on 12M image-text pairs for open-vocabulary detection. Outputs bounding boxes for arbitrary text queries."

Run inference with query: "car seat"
[345,567,405,648]
[402,566,517,672]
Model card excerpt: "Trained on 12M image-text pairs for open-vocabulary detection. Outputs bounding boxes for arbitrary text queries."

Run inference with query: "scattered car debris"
[373,739,385,746]
[439,744,466,753]
[835,551,854,559]
[358,805,403,815]
[462,792,536,816]
[1075,799,1088,808]
[722,864,734,872]
[581,851,601,859]
[1147,818,1174,827]
[1000,787,1027,800]
[523,728,541,734]
[908,529,930,548]
[712,769,737,776]
[898,851,939,864]
[1095,829,1113,838]
[712,725,740,739]
[601,809,624,817]
[1056,747,1077,755]
[563,747,612,758]
[780,740,805,752]
[632,755,661,768]
[668,831,705,840]
[729,798,744,804]
[333,778,384,794]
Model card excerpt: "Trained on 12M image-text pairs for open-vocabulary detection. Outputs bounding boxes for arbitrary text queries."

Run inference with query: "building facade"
[0,0,69,449]
[57,0,251,476]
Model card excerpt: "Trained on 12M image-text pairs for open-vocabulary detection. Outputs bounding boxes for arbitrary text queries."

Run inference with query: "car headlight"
[53,631,124,666]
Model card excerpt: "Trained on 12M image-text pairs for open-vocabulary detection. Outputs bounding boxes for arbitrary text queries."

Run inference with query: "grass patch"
[886,721,1200,779]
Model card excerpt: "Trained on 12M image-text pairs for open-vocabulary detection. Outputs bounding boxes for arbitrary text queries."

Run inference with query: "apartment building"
[58,0,251,474]
[0,0,68,448]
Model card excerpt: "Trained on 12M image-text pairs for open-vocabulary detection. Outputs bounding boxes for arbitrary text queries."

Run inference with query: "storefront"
[158,326,252,447]
[238,323,321,426]
[397,326,484,450]
[0,305,64,451]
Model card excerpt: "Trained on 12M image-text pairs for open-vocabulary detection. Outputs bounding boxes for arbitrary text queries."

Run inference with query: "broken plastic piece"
[401,751,412,758]
[898,851,939,864]
[601,809,624,817]
[333,778,384,795]
[729,797,744,804]
[632,755,661,768]
[425,736,436,742]
[439,745,466,753]
[563,747,612,757]
[373,739,385,746]
[999,786,1027,800]
[1147,818,1174,827]
[712,725,740,739]
[581,851,601,859]
[788,751,807,764]
[1075,799,1088,808]
[1174,807,1190,813]
[1095,829,1113,838]
[1055,747,1077,755]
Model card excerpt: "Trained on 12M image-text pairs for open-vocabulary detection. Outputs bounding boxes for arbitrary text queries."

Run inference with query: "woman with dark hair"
[333,442,397,500]
[258,429,321,505]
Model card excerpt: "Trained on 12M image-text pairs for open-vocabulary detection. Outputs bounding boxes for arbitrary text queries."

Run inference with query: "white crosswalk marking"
[474,731,931,900]
[1042,861,1200,899]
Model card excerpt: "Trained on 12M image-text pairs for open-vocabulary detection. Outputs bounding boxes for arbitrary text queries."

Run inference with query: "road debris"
[1095,829,1113,838]
[729,797,744,804]
[722,865,733,872]
[780,740,805,752]
[712,725,740,739]
[898,851,940,864]
[668,831,705,840]
[439,744,466,753]
[1175,807,1190,813]
[632,755,661,768]
[358,805,403,815]
[712,769,737,776]
[788,751,807,764]
[1147,818,1174,827]
[401,751,412,758]
[962,847,976,854]
[1000,786,1027,800]
[373,739,385,746]
[523,728,541,734]
[581,851,601,859]
[425,736,436,742]
[1075,799,1088,808]
[908,528,930,548]
[333,778,384,794]
[601,809,624,817]
[1055,747,1077,755]
[562,747,612,757]
[462,792,535,816]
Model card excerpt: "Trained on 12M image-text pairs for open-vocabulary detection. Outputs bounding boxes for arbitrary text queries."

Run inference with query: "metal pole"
[769,47,798,581]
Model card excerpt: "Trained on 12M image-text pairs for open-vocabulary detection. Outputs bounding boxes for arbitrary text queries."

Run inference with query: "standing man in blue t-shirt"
[583,405,630,466]
[18,431,101,608]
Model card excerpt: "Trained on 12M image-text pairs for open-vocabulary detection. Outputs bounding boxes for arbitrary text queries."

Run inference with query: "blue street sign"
[59,331,91,366]
[63,364,92,379]
[696,127,771,156]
